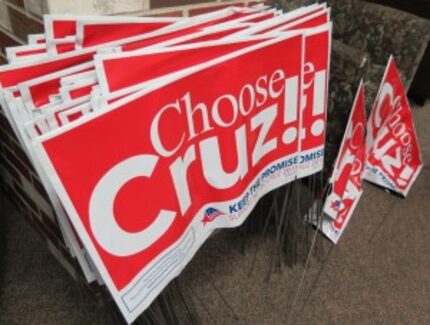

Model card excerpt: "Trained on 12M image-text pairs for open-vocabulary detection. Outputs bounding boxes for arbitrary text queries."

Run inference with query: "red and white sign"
[95,36,272,100]
[364,56,423,196]
[6,44,48,63]
[298,23,331,177]
[34,34,304,323]
[94,24,330,180]
[18,62,94,110]
[76,17,178,48]
[0,5,335,322]
[28,34,46,44]
[321,81,366,244]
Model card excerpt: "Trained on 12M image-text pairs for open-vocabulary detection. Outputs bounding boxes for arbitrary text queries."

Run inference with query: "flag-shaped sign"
[321,81,366,243]
[364,56,423,196]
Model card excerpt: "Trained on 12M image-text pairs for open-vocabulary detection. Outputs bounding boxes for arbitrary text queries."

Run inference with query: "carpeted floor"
[0,103,429,324]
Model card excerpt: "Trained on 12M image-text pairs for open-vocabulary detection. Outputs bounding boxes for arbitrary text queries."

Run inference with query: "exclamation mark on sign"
[310,70,326,137]
[283,76,299,145]
[397,165,414,187]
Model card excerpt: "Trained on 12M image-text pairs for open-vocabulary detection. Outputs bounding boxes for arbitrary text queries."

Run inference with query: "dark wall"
[367,0,430,18]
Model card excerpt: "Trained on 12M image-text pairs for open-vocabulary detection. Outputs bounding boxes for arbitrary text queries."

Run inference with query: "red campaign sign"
[46,17,78,40]
[189,9,261,29]
[322,81,366,243]
[0,50,94,90]
[78,19,178,48]
[67,83,95,100]
[45,16,176,43]
[56,102,92,125]
[97,37,270,98]
[280,10,330,31]
[242,11,277,23]
[17,48,46,57]
[34,34,304,323]
[55,41,76,54]
[119,26,202,51]
[116,7,271,52]
[118,21,249,52]
[97,16,331,105]
[118,7,316,53]
[284,10,330,31]
[364,57,423,196]
[18,62,94,110]
[2,12,239,91]
[174,25,250,45]
[28,34,46,44]
[298,24,331,177]
[253,5,328,35]
[6,45,47,63]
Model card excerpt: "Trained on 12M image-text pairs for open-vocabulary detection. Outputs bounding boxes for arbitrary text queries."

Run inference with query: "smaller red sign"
[364,56,423,196]
[321,81,366,243]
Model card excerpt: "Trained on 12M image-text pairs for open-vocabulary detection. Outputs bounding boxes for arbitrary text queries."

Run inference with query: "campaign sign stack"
[1,0,425,321]
[0,2,334,323]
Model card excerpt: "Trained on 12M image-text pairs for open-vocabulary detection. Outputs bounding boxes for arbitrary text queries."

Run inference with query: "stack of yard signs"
[0,3,332,323]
